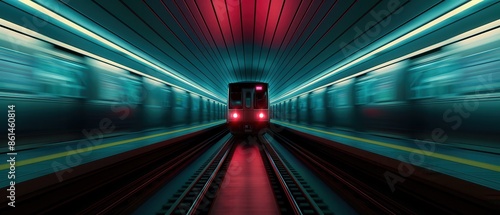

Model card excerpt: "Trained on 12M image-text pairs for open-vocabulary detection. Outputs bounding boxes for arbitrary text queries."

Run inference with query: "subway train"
[227,82,269,135]
[272,26,500,147]
[0,26,225,147]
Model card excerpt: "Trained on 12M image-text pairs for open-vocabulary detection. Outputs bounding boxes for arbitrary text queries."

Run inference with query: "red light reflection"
[195,0,301,48]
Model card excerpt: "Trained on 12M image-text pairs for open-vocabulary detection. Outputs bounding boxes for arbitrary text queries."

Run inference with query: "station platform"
[0,121,226,188]
[271,120,500,191]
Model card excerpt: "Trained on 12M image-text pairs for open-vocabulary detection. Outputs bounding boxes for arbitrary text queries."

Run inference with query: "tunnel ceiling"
[4,0,487,102]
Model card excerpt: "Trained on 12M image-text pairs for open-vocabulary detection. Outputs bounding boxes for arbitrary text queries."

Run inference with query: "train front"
[227,82,269,135]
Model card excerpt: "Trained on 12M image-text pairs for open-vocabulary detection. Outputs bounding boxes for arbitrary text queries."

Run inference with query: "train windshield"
[255,90,268,109]
[229,92,242,109]
[245,92,252,108]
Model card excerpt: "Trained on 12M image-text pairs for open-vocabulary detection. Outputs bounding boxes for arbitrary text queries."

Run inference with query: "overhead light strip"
[18,0,222,101]
[272,0,482,103]
[0,17,224,104]
[273,18,500,104]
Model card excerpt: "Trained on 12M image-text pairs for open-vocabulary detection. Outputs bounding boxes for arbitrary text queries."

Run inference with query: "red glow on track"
[210,144,279,214]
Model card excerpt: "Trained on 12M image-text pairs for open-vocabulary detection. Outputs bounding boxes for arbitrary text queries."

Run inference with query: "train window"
[192,95,200,110]
[308,93,315,109]
[326,89,334,107]
[175,93,188,108]
[143,79,163,107]
[336,88,348,107]
[299,96,307,109]
[122,77,142,104]
[255,90,268,109]
[458,46,500,95]
[245,92,252,108]
[229,92,242,109]
[0,47,37,94]
[35,53,86,98]
[355,82,366,105]
[409,56,458,99]
[99,72,123,101]
[315,96,324,109]
[356,71,397,104]
[373,75,396,102]
[163,89,171,107]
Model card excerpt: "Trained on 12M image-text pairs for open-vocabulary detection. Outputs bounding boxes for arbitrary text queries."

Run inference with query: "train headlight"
[259,113,264,119]
[232,113,238,119]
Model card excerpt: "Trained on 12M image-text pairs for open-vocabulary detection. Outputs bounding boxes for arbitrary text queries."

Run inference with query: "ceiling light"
[272,1,482,103]
[273,18,499,104]
[18,0,222,102]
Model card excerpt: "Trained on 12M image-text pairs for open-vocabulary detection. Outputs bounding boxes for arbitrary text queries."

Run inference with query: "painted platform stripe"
[0,121,224,170]
[275,121,500,172]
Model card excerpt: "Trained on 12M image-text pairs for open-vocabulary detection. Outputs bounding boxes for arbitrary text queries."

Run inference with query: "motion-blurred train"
[227,82,269,135]
[272,26,500,147]
[0,26,225,147]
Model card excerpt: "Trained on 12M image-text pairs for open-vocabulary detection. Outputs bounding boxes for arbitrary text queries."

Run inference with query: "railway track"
[81,128,229,214]
[268,127,500,214]
[268,129,412,214]
[0,125,227,214]
[259,135,328,215]
[160,136,234,214]
[161,135,329,215]
[8,125,494,214]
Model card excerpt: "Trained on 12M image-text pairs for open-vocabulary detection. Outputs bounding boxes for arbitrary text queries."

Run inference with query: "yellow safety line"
[1,121,224,170]
[274,120,500,172]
